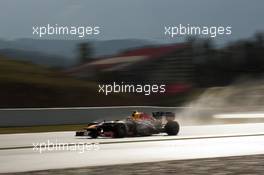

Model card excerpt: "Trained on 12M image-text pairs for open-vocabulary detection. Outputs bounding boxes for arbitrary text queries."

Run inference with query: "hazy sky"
[0,0,263,43]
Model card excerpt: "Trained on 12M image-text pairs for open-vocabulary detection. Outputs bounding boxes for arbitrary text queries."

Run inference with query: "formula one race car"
[75,111,180,138]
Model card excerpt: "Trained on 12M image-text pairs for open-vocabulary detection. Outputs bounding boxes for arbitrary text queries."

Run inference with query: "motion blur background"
[1,2,264,174]
[0,0,263,109]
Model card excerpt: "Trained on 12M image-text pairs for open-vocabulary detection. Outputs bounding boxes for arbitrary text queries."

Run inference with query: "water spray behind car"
[177,77,264,125]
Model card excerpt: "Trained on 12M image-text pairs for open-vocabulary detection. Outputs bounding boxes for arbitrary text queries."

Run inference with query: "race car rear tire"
[113,124,127,138]
[165,121,179,135]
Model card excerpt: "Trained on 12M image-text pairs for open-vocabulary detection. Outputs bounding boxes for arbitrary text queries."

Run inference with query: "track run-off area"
[1,123,264,173]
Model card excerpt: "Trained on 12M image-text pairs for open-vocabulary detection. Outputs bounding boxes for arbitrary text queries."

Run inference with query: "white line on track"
[214,113,264,119]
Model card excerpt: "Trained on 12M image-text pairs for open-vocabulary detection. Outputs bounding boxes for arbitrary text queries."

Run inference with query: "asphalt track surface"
[1,123,264,173]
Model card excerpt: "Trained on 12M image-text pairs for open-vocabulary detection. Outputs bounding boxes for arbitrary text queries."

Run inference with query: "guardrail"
[0,106,186,127]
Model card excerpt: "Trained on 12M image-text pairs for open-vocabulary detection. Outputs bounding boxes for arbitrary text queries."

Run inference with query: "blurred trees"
[78,42,93,64]
[193,33,264,87]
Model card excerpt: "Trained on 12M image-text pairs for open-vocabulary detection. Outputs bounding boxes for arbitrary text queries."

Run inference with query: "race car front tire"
[165,121,180,135]
[88,129,99,138]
